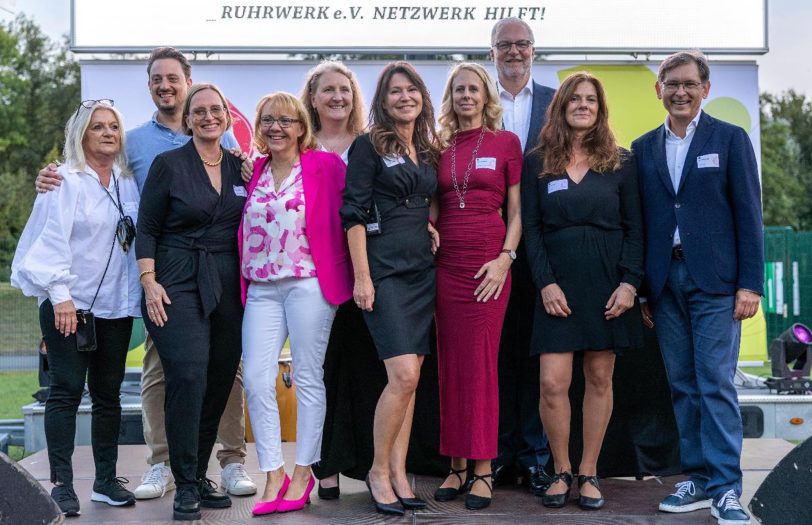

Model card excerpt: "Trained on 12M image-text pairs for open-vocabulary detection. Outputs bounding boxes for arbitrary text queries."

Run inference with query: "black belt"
[671,245,685,260]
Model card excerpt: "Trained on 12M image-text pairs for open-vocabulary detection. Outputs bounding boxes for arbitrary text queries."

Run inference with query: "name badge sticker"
[548,179,569,194]
[383,155,405,168]
[122,201,138,213]
[233,185,248,197]
[475,157,497,170]
[697,153,720,169]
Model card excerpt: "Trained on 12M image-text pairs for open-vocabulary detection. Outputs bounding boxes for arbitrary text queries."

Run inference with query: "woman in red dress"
[432,62,523,510]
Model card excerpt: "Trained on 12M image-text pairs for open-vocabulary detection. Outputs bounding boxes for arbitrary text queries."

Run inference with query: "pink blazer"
[238,149,354,306]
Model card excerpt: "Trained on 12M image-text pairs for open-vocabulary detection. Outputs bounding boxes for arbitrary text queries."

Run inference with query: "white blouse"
[11,163,142,319]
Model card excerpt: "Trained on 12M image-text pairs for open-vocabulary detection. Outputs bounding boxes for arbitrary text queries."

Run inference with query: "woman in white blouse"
[12,100,141,517]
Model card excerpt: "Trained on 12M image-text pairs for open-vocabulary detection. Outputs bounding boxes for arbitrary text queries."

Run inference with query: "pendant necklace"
[450,126,486,209]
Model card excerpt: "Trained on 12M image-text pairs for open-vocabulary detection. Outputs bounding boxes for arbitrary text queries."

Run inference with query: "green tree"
[0,15,80,278]
[761,91,812,229]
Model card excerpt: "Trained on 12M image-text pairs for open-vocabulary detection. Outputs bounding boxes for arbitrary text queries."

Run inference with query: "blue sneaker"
[658,481,712,513]
[711,489,750,525]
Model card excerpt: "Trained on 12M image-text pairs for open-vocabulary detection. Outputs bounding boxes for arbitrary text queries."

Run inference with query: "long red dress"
[435,128,523,459]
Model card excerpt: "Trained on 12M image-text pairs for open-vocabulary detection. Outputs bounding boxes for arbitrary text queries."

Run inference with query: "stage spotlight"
[766,323,812,394]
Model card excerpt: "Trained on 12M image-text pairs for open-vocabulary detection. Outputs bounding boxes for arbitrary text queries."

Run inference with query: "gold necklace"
[200,148,224,167]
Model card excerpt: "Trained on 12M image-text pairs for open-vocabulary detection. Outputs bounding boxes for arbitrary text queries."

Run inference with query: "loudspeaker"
[0,452,63,525]
[750,437,812,525]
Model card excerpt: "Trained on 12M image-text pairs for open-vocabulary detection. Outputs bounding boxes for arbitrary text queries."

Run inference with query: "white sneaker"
[220,463,257,496]
[133,463,175,500]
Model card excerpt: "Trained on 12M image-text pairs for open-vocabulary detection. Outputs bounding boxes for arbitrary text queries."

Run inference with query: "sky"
[2,0,810,97]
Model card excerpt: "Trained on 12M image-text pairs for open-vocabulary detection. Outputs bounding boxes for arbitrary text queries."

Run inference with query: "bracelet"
[139,269,156,282]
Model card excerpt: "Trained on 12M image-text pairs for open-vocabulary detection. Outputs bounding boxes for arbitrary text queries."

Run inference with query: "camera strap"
[88,173,123,312]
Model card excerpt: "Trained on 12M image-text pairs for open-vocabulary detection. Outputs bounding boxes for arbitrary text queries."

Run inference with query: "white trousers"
[242,278,337,471]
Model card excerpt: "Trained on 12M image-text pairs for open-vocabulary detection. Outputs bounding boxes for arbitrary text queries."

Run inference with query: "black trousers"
[40,301,133,485]
[495,255,550,471]
[144,277,243,487]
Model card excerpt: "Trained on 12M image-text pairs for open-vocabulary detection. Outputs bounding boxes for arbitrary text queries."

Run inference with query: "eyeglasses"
[74,99,114,118]
[661,81,704,93]
[493,40,533,52]
[116,215,136,253]
[260,116,301,128]
[191,106,226,120]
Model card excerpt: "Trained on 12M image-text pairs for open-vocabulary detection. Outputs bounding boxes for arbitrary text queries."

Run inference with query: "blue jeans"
[652,259,743,498]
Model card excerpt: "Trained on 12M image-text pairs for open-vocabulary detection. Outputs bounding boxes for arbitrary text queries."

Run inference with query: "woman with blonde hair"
[239,91,353,515]
[12,99,139,516]
[432,63,523,510]
[521,72,644,510]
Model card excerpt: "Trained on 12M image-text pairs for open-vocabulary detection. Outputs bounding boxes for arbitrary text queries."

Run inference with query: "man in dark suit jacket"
[488,16,556,496]
[631,50,762,525]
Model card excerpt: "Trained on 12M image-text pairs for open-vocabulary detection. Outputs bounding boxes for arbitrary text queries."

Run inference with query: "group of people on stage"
[11,15,763,525]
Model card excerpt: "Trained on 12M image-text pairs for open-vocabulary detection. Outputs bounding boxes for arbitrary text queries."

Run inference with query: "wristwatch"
[500,249,517,260]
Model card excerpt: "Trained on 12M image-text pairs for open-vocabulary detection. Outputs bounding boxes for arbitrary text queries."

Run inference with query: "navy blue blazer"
[631,111,764,302]
[525,81,556,154]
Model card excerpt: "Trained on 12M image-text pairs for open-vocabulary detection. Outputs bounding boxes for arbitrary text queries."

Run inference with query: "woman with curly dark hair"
[340,61,440,516]
[521,71,644,511]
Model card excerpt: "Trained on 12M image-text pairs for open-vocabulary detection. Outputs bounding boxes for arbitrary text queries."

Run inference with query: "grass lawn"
[0,282,40,354]
[0,371,38,461]
[0,370,38,419]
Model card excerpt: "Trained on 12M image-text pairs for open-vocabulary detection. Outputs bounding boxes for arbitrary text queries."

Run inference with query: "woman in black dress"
[136,84,246,521]
[521,72,643,511]
[340,61,440,516]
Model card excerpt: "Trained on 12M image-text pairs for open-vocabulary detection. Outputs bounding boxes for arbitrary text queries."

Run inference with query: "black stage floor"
[19,440,792,524]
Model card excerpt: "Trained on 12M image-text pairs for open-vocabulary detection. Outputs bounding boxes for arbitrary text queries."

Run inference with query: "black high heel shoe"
[541,471,573,508]
[394,491,427,510]
[317,477,340,500]
[464,473,493,510]
[434,467,468,502]
[577,475,605,510]
[365,475,405,516]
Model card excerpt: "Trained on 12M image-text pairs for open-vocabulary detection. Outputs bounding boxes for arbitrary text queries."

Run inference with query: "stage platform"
[19,439,794,524]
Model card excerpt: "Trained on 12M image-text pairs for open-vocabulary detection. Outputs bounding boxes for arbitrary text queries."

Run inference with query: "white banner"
[72,0,767,54]
[80,60,761,166]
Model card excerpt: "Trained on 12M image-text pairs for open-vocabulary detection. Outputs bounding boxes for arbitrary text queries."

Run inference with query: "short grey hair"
[490,17,535,46]
[63,101,129,173]
[658,49,710,84]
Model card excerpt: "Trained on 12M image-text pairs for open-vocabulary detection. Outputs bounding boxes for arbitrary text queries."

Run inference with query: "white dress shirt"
[664,110,702,247]
[12,163,141,319]
[498,78,534,152]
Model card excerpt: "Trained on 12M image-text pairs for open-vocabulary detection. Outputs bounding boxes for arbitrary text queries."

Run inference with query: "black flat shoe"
[464,473,493,511]
[365,475,405,516]
[318,478,340,500]
[434,467,468,502]
[541,471,573,509]
[577,475,605,510]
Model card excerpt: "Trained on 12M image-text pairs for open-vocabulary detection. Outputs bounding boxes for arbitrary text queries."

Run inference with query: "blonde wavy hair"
[253,92,318,155]
[437,63,503,146]
[300,60,366,136]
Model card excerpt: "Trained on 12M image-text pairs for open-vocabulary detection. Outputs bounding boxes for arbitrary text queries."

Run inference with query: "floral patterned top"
[241,162,316,281]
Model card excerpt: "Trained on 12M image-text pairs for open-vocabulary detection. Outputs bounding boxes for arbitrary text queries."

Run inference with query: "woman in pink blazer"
[237,92,352,516]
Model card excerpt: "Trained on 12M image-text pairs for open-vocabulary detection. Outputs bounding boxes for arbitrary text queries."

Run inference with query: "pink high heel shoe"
[276,475,315,513]
[251,474,291,516]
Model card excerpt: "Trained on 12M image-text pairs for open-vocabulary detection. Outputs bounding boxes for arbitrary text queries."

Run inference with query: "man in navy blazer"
[488,16,556,495]
[631,50,762,525]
